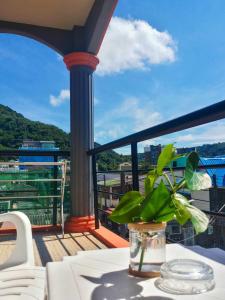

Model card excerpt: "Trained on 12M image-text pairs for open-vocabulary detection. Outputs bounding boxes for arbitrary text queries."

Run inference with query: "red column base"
[64,216,96,233]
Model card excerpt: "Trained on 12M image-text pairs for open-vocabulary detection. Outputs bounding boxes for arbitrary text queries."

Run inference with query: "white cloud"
[175,123,225,146]
[50,89,70,106]
[50,89,99,106]
[144,121,225,149]
[115,97,161,131]
[95,97,162,142]
[95,125,123,141]
[97,17,176,75]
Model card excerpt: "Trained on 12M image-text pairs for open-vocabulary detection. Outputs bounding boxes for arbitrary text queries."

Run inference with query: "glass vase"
[128,222,166,278]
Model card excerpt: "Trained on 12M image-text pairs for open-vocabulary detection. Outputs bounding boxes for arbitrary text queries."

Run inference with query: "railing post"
[53,155,58,226]
[131,142,139,191]
[92,154,100,229]
[120,171,126,194]
[212,174,217,188]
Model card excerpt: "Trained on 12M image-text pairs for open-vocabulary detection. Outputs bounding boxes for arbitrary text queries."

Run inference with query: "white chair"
[0,212,46,300]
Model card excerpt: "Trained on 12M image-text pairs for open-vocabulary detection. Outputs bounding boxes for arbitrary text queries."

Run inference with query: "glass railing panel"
[0,160,70,226]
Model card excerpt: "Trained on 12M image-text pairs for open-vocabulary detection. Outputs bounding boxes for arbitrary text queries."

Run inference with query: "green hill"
[0,104,124,170]
[0,104,70,150]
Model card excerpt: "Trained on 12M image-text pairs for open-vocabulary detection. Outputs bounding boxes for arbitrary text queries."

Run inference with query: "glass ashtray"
[155,259,215,295]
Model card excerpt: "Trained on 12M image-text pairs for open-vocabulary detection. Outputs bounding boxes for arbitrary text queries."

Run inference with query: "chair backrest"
[0,211,34,270]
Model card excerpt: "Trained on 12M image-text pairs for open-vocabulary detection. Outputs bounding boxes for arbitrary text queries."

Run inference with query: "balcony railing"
[88,99,225,249]
[1,100,225,248]
[0,150,70,227]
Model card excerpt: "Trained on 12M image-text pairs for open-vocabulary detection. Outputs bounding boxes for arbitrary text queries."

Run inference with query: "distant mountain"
[0,104,70,150]
[0,104,125,170]
[175,144,225,158]
[193,143,225,157]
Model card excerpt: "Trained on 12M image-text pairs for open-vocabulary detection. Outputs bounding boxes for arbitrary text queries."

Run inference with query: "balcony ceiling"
[0,0,95,30]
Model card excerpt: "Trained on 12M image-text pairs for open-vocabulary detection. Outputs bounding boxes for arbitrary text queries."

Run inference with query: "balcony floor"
[0,231,108,266]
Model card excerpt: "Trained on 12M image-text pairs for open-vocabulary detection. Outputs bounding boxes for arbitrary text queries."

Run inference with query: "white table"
[47,244,225,300]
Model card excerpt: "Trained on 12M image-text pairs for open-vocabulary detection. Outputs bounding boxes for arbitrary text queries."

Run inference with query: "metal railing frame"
[88,99,225,229]
[0,150,70,226]
[2,100,225,230]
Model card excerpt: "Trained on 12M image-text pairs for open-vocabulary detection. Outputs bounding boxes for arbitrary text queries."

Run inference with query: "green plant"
[109,144,211,233]
[109,144,211,271]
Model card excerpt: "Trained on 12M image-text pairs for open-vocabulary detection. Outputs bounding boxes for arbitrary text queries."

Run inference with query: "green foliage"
[144,170,156,196]
[109,191,143,223]
[0,104,70,150]
[109,145,212,234]
[95,145,127,171]
[157,144,175,174]
[141,181,171,222]
[0,104,124,170]
[173,193,191,225]
[186,205,209,234]
[185,152,212,190]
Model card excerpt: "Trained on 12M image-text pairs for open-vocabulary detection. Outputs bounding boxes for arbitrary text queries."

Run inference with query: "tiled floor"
[0,231,107,266]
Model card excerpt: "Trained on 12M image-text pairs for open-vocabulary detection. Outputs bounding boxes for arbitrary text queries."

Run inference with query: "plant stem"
[174,179,186,192]
[170,167,176,186]
[138,246,145,272]
[163,173,174,192]
[133,241,141,257]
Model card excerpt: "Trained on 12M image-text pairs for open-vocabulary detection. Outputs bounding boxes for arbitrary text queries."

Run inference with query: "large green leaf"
[185,152,198,187]
[140,181,171,222]
[173,193,191,225]
[157,144,175,175]
[172,191,208,233]
[186,205,209,234]
[172,193,208,232]
[185,152,212,190]
[109,191,143,224]
[154,199,175,222]
[186,152,199,171]
[154,211,175,222]
[173,192,190,205]
[144,170,157,196]
[186,172,212,190]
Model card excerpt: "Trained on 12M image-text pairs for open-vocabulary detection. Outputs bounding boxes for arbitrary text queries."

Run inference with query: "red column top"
[64,52,99,71]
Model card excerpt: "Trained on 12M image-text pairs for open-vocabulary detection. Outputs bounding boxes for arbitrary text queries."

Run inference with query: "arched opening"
[0,33,70,227]
[0,0,118,234]
[0,33,69,132]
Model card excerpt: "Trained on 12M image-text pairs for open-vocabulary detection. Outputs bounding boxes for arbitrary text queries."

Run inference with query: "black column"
[69,65,94,217]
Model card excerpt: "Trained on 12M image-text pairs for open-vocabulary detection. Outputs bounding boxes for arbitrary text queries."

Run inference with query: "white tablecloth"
[47,244,225,300]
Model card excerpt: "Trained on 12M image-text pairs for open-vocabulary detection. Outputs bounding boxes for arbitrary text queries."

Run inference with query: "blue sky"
[1,0,225,152]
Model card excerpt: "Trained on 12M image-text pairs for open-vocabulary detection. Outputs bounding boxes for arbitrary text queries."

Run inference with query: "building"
[150,144,162,166]
[144,145,150,153]
[19,140,59,169]
[119,162,132,171]
[143,146,151,168]
[20,140,58,150]
[143,144,162,168]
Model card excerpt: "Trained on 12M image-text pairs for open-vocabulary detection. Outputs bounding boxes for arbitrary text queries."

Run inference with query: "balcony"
[1,90,225,300]
[1,98,225,253]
